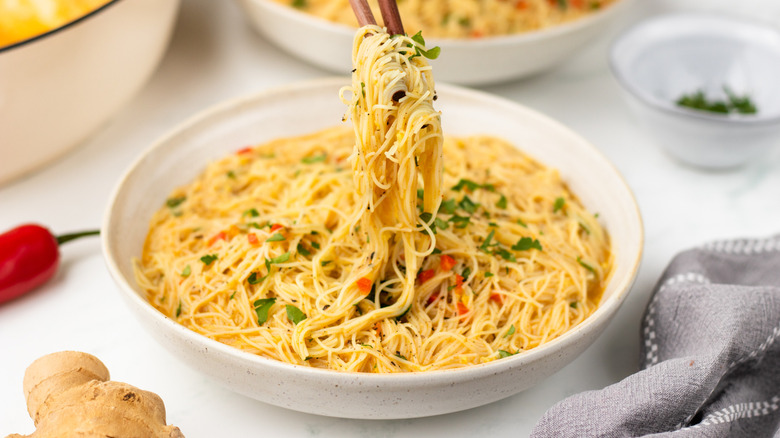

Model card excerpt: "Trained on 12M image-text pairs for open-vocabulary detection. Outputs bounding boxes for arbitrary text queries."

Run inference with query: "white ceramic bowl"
[610,14,780,169]
[235,0,628,85]
[103,78,643,419]
[0,0,180,186]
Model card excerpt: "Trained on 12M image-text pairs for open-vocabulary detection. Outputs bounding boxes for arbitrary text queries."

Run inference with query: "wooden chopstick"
[349,0,377,26]
[378,0,405,36]
[349,0,405,36]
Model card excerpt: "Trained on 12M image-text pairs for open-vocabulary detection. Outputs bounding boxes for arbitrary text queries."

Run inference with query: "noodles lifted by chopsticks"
[134,26,612,373]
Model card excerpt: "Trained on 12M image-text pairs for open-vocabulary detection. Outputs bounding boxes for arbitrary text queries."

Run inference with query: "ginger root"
[6,351,184,438]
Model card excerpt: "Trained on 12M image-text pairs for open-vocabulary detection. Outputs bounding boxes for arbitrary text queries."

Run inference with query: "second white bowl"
[236,0,628,85]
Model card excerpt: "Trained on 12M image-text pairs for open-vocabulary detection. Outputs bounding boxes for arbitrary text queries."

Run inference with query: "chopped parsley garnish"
[361,82,366,97]
[498,349,517,358]
[577,256,597,275]
[254,298,276,325]
[247,272,265,285]
[166,196,186,208]
[434,217,449,230]
[485,272,494,278]
[516,218,528,228]
[311,242,320,249]
[395,353,408,361]
[409,31,441,60]
[496,194,508,209]
[479,230,497,252]
[462,267,472,279]
[180,265,191,277]
[291,0,306,7]
[268,252,290,265]
[553,197,566,213]
[439,198,457,214]
[267,233,286,242]
[676,87,757,115]
[453,179,481,192]
[452,179,495,192]
[243,208,259,217]
[200,254,218,265]
[417,188,424,199]
[321,260,332,267]
[504,324,515,338]
[229,291,236,300]
[227,170,236,179]
[286,305,307,324]
[724,87,758,114]
[459,196,479,214]
[512,237,543,251]
[495,248,516,262]
[302,153,327,164]
[297,243,311,256]
[579,222,591,235]
[557,0,567,9]
[570,302,578,309]
[449,215,470,228]
[458,17,470,27]
[175,301,182,318]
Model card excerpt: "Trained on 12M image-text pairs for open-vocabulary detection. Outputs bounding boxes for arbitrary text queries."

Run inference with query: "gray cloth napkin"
[531,236,780,438]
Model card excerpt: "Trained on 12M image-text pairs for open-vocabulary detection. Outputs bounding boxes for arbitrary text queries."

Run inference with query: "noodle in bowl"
[103,78,642,418]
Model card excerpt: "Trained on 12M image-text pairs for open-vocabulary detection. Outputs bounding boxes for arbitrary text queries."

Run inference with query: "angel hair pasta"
[134,26,612,373]
[275,0,617,39]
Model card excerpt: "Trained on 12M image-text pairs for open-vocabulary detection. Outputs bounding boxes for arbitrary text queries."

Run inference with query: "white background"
[2,0,780,436]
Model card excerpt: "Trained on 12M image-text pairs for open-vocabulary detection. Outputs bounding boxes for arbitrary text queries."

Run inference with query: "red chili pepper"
[236,146,253,155]
[439,254,456,272]
[208,231,227,246]
[269,223,284,233]
[247,233,259,246]
[457,302,469,316]
[356,277,373,294]
[418,269,436,284]
[0,224,100,304]
[490,293,503,304]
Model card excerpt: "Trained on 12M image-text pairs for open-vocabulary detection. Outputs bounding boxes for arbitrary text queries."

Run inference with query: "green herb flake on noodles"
[302,153,327,164]
[200,254,218,265]
[512,237,543,251]
[254,298,276,325]
[553,197,565,213]
[267,233,286,242]
[166,196,186,209]
[286,305,307,324]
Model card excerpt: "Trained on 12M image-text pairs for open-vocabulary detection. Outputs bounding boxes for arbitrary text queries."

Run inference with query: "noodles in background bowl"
[134,25,612,373]
[272,0,618,38]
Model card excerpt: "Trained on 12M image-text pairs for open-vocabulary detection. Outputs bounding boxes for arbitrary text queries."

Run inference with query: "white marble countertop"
[2,0,779,436]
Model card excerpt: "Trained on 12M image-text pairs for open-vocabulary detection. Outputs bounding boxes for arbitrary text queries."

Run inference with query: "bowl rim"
[0,0,123,54]
[608,12,780,126]
[243,0,630,47]
[102,77,644,384]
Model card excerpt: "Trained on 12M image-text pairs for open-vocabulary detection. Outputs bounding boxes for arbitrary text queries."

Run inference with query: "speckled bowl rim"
[103,77,643,386]
[609,13,780,126]
[246,0,630,47]
[0,0,123,54]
